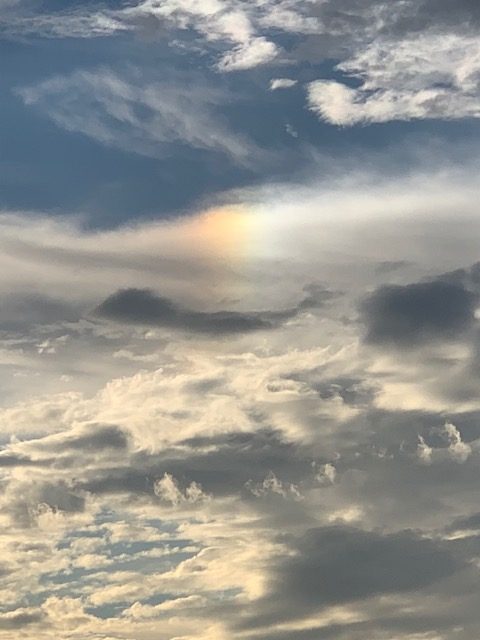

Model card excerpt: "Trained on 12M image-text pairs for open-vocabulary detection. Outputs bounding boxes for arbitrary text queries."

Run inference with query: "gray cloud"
[94,286,330,335]
[75,429,319,500]
[0,454,42,467]
[0,293,79,332]
[8,481,86,527]
[242,525,463,629]
[359,279,477,347]
[58,424,129,453]
[0,610,44,630]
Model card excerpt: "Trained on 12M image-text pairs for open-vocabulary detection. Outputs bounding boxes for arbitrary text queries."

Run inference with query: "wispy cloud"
[18,68,256,163]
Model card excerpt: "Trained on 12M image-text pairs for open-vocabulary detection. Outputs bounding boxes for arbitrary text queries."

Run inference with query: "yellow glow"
[182,205,255,260]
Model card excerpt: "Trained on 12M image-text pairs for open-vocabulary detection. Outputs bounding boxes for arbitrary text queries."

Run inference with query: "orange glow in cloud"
[181,205,256,261]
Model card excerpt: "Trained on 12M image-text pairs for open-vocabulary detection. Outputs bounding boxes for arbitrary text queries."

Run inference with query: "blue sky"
[2,2,480,639]
[2,2,480,226]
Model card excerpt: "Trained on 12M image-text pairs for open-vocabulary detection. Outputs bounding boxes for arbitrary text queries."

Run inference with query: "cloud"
[55,424,130,453]
[304,0,480,126]
[308,33,480,125]
[0,0,303,71]
[359,278,477,347]
[0,609,44,630]
[71,427,320,501]
[217,37,278,71]
[0,173,480,638]
[18,68,255,163]
[6,0,480,129]
[153,473,210,506]
[0,293,78,331]
[242,525,463,629]
[270,78,298,91]
[94,286,330,334]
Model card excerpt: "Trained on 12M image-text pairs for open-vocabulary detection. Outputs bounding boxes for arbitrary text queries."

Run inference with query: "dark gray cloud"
[438,262,480,291]
[58,424,129,453]
[0,427,128,474]
[0,610,44,630]
[306,0,480,37]
[447,512,480,534]
[359,279,477,346]
[241,525,463,629]
[0,454,41,467]
[0,293,79,332]
[383,0,480,34]
[94,286,331,335]
[374,260,411,275]
[8,482,86,527]
[286,371,378,406]
[75,429,319,499]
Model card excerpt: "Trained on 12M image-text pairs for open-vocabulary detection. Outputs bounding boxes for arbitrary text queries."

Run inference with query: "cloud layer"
[2,4,480,639]
[0,173,478,638]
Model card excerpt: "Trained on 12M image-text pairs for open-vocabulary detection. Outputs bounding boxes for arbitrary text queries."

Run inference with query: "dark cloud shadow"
[94,286,333,335]
[359,278,477,347]
[239,525,463,630]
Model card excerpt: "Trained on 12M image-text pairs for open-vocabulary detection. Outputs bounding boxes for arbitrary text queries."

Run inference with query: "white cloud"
[417,436,433,465]
[246,470,303,500]
[308,33,480,125]
[0,0,312,71]
[153,473,210,505]
[443,422,472,463]
[18,68,254,163]
[217,36,278,71]
[270,78,298,91]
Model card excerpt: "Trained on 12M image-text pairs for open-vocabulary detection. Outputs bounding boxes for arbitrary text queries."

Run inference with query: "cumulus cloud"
[153,473,210,506]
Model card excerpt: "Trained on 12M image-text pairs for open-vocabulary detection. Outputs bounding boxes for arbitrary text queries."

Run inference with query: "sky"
[1,1,480,639]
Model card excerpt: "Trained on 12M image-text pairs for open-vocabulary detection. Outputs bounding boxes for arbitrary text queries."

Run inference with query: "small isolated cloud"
[285,123,298,138]
[245,470,303,501]
[270,78,298,91]
[153,473,209,506]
